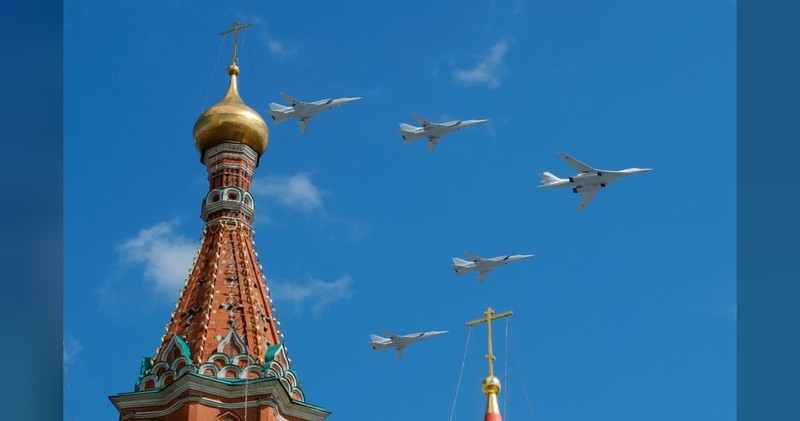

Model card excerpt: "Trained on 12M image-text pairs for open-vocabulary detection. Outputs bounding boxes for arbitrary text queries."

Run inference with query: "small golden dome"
[481,375,502,395]
[193,64,268,156]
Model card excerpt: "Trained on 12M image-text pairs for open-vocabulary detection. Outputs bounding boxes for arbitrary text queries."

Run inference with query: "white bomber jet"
[398,114,488,153]
[369,329,448,358]
[452,251,535,283]
[267,92,361,134]
[539,151,652,211]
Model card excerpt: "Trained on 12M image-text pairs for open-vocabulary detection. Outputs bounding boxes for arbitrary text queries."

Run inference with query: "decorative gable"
[198,329,265,379]
[137,334,196,391]
[265,344,305,402]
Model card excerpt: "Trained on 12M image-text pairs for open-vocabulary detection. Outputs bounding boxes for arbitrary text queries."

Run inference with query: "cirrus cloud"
[269,274,354,318]
[453,39,513,88]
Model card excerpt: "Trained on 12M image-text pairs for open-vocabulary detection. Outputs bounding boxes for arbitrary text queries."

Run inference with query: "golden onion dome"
[481,375,502,395]
[193,64,268,156]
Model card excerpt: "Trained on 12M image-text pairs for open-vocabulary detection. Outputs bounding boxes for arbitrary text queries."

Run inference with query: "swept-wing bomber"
[369,330,448,358]
[267,92,361,134]
[539,151,652,211]
[398,114,488,153]
[452,251,534,283]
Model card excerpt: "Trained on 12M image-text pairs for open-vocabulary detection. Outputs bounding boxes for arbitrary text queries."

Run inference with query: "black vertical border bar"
[739,0,800,420]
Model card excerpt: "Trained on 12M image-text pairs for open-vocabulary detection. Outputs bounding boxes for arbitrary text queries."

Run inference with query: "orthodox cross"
[466,307,513,377]
[220,21,253,64]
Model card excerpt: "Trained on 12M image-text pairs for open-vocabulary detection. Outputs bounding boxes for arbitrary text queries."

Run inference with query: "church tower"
[110,23,330,421]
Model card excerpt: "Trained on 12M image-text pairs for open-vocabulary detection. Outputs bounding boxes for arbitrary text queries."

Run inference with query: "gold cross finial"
[466,307,513,377]
[220,21,253,65]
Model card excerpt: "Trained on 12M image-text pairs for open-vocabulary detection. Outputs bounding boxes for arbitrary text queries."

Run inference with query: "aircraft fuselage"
[399,119,488,141]
[539,169,649,191]
[273,97,361,120]
[369,331,448,351]
[453,255,534,273]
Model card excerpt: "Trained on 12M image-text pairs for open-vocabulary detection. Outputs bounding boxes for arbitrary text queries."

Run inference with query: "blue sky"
[64,1,735,420]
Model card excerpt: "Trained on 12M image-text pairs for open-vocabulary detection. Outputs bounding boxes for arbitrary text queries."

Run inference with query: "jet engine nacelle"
[572,185,595,194]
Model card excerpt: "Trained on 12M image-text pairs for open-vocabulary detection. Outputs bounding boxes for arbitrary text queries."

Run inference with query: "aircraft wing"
[299,117,312,134]
[427,137,440,153]
[477,271,488,283]
[578,189,599,211]
[279,92,301,106]
[464,251,481,262]
[395,347,406,358]
[411,113,431,127]
[558,151,595,173]
[381,329,398,339]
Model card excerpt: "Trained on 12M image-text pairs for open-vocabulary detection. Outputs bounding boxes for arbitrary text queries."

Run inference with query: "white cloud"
[267,38,293,57]
[252,173,325,213]
[116,221,197,294]
[252,172,370,241]
[63,334,82,365]
[453,39,512,88]
[271,275,354,317]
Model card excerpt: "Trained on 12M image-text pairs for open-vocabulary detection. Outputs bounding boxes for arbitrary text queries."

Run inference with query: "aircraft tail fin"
[399,123,417,132]
[452,257,469,266]
[399,123,420,144]
[268,102,292,112]
[539,171,562,184]
[452,257,469,276]
[369,334,385,343]
[267,104,291,124]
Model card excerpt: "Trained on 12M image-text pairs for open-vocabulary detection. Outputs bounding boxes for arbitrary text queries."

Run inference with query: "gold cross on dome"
[220,21,253,64]
[466,307,513,377]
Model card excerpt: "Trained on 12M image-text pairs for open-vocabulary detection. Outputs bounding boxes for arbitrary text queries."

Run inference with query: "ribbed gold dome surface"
[193,64,268,155]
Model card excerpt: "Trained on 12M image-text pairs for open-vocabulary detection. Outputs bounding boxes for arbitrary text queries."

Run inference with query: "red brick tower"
[110,23,330,421]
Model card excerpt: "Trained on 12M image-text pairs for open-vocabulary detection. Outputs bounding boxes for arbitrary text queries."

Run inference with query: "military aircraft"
[452,251,535,283]
[369,329,448,358]
[539,151,652,211]
[398,114,489,153]
[267,92,362,134]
